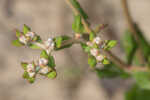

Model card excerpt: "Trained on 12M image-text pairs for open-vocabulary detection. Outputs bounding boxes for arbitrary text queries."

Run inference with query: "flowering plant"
[12,0,150,99]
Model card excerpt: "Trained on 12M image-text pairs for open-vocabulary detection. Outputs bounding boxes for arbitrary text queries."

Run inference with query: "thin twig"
[94,24,108,33]
[121,0,145,64]
[102,50,128,70]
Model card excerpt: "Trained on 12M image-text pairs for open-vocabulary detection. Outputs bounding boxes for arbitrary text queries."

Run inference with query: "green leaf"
[12,39,24,47]
[133,55,142,66]
[148,56,150,66]
[22,71,29,79]
[35,66,41,72]
[102,58,110,65]
[89,31,96,41]
[47,71,57,79]
[23,71,35,83]
[28,77,35,83]
[72,15,85,33]
[28,43,41,49]
[125,84,150,100]
[104,40,117,50]
[80,43,91,53]
[23,24,31,34]
[40,50,49,59]
[55,44,73,50]
[121,30,138,65]
[88,55,97,68]
[16,29,21,37]
[92,43,99,49]
[48,55,55,68]
[21,62,28,70]
[134,24,150,61]
[33,35,42,43]
[132,71,150,90]
[54,36,73,50]
[55,36,63,48]
[61,35,71,41]
[70,0,88,19]
[96,63,130,79]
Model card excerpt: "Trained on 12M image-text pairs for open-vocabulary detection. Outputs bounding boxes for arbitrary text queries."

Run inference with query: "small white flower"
[39,67,50,74]
[86,41,93,47]
[26,32,35,39]
[96,55,104,62]
[90,48,99,56]
[39,58,48,66]
[19,35,28,44]
[28,72,36,77]
[45,38,55,49]
[27,63,35,73]
[93,37,101,44]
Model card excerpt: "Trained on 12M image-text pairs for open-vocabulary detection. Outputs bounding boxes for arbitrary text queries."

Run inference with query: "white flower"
[39,67,50,74]
[27,63,35,73]
[86,41,93,47]
[45,38,55,49]
[90,48,99,56]
[93,37,101,44]
[19,35,28,44]
[96,55,104,62]
[26,32,35,39]
[39,58,48,66]
[28,72,36,77]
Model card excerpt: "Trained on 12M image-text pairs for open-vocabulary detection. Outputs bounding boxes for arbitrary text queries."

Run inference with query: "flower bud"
[90,48,99,56]
[96,55,104,62]
[39,67,50,74]
[75,33,82,39]
[39,58,48,66]
[27,63,35,73]
[26,32,35,39]
[45,38,55,49]
[19,35,28,44]
[93,37,102,45]
[86,41,93,47]
[28,72,36,77]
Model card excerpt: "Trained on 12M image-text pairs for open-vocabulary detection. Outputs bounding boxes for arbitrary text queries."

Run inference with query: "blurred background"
[0,0,150,100]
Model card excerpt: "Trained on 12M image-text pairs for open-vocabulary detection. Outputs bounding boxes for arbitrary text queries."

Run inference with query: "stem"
[65,0,92,33]
[102,50,128,70]
[65,0,128,70]
[34,37,82,50]
[94,24,108,33]
[121,0,145,64]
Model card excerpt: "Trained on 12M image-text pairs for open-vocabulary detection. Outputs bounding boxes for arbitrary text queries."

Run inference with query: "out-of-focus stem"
[121,0,145,64]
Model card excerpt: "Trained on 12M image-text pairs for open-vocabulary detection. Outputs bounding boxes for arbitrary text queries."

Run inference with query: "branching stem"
[65,0,129,70]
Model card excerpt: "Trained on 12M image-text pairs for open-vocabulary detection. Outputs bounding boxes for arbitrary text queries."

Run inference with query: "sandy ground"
[0,0,150,100]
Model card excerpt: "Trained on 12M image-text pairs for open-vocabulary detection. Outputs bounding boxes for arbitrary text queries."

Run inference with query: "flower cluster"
[19,32,36,45]
[87,36,105,63]
[22,56,56,83]
[44,38,55,54]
